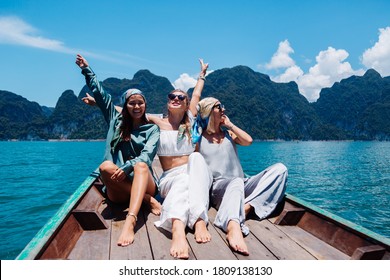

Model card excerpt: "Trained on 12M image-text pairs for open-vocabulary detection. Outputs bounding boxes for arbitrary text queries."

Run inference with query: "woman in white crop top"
[147,59,212,259]
[193,97,288,256]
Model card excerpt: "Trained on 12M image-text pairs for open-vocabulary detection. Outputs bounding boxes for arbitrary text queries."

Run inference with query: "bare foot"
[117,215,136,247]
[226,220,249,255]
[244,203,253,218]
[194,219,211,243]
[171,219,189,259]
[144,194,162,216]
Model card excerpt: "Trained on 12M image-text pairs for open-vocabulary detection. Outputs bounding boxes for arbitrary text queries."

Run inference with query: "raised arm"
[189,58,208,116]
[222,115,253,146]
[75,54,116,124]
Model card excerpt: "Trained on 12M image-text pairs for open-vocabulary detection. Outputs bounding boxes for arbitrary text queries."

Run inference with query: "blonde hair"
[168,89,191,142]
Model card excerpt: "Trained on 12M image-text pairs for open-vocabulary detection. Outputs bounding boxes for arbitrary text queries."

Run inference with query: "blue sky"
[1,0,389,107]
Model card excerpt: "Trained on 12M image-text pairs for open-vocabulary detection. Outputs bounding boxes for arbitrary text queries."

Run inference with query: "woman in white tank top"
[193,97,288,256]
[79,58,211,258]
[147,59,212,259]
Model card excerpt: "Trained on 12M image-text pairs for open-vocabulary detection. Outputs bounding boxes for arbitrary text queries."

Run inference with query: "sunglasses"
[214,103,225,111]
[168,93,187,101]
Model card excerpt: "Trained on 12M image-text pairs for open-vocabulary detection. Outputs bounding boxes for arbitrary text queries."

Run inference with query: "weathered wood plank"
[67,224,111,260]
[276,224,349,260]
[297,212,372,256]
[75,185,105,211]
[351,245,386,260]
[186,220,237,259]
[40,214,83,259]
[143,210,196,260]
[246,219,316,260]
[72,210,109,230]
[273,202,305,225]
[110,209,153,260]
[207,208,275,260]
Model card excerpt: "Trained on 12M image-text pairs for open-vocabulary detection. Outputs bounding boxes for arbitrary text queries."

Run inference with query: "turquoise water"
[0,141,389,259]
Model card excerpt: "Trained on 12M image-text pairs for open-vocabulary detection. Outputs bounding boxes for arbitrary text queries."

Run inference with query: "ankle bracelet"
[126,212,137,222]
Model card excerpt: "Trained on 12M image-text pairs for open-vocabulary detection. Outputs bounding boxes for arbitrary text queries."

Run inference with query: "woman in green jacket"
[76,54,161,247]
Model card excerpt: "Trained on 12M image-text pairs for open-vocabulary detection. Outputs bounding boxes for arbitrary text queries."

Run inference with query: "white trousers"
[155,152,212,232]
[212,163,288,232]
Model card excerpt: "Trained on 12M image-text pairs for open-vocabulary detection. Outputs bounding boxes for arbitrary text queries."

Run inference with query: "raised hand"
[75,54,89,68]
[221,114,233,129]
[199,58,209,76]
[81,92,96,106]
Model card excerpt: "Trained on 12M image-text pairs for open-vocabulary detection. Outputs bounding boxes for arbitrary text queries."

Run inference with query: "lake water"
[0,141,389,260]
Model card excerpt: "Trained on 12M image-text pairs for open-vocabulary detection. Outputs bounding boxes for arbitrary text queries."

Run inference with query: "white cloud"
[266,42,364,102]
[361,27,390,76]
[173,71,214,92]
[272,65,303,84]
[172,73,197,91]
[0,16,74,53]
[265,40,295,69]
[0,16,150,66]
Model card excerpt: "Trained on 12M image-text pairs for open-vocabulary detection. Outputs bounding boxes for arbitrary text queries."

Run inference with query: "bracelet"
[228,124,234,130]
[198,76,206,81]
[126,212,138,222]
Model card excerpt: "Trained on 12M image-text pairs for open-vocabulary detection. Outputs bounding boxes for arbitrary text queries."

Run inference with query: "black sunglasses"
[168,93,186,101]
[214,103,225,111]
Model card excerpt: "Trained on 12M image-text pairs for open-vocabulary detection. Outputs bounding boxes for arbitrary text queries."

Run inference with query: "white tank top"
[157,130,195,156]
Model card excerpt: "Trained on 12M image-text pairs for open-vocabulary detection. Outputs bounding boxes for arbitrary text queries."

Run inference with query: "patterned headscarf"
[120,88,145,106]
[192,97,219,144]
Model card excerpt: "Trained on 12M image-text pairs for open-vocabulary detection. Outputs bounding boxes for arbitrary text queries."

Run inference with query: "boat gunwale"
[285,193,390,250]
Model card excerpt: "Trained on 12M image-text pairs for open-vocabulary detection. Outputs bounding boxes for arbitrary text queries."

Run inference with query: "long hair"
[120,96,147,140]
[168,89,192,143]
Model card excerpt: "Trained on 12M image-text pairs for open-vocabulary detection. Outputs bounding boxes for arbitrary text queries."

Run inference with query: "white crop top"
[157,130,195,156]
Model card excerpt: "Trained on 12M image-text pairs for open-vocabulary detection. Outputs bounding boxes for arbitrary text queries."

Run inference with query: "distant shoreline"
[2,139,388,142]
[4,139,106,142]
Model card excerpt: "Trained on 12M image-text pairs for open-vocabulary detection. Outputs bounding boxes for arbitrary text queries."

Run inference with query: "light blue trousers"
[211,163,288,232]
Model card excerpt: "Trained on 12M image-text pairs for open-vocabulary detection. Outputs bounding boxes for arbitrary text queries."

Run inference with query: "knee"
[230,178,245,192]
[133,161,149,174]
[273,163,288,176]
[99,160,116,174]
[189,152,207,166]
[189,152,202,161]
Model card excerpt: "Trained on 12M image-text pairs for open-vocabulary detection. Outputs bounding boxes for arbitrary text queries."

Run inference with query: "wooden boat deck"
[67,204,346,260]
[26,175,389,260]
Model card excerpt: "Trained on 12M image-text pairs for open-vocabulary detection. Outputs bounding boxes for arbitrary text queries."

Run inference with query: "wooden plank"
[68,194,111,260]
[40,214,83,259]
[286,194,390,252]
[110,209,153,260]
[186,222,237,259]
[351,245,386,260]
[75,185,105,211]
[276,225,349,260]
[207,208,275,260]
[273,202,305,225]
[246,219,316,260]
[72,210,109,230]
[297,212,371,256]
[144,211,196,260]
[67,224,111,260]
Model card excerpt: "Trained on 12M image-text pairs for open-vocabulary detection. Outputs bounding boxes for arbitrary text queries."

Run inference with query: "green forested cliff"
[1,67,389,140]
